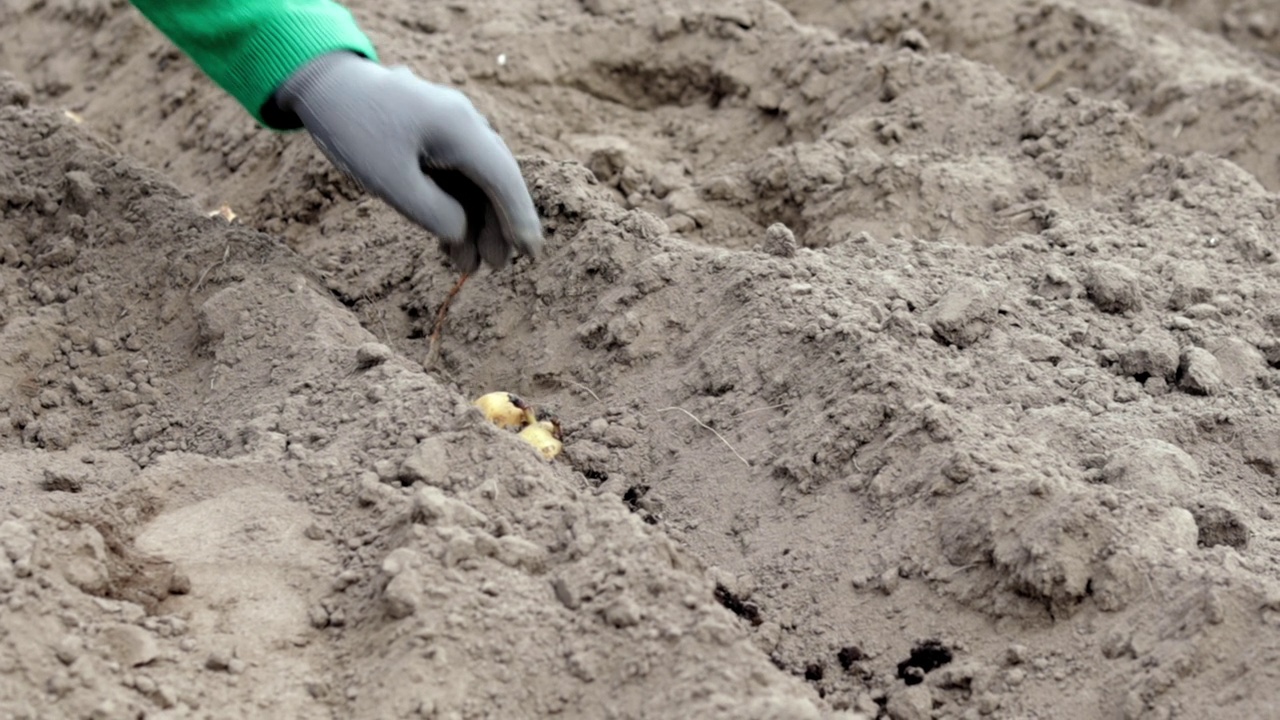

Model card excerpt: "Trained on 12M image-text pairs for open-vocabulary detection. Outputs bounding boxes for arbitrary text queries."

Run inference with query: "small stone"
[62,555,109,595]
[929,660,980,690]
[332,569,360,591]
[1178,347,1224,395]
[384,572,422,619]
[552,577,580,610]
[100,624,159,667]
[649,163,687,199]
[756,622,783,652]
[896,28,930,51]
[1258,338,1280,368]
[373,460,397,482]
[38,389,61,409]
[1014,333,1069,364]
[47,670,75,697]
[879,568,900,595]
[205,651,233,671]
[602,595,643,628]
[412,486,451,524]
[1185,303,1220,320]
[380,548,419,577]
[652,10,683,40]
[70,376,96,402]
[1118,329,1180,381]
[886,684,933,720]
[0,520,36,565]
[169,571,192,595]
[941,451,977,483]
[1144,376,1169,396]
[156,685,178,708]
[90,338,115,357]
[926,279,1003,348]
[54,635,83,665]
[63,171,98,212]
[1085,261,1142,314]
[486,532,542,571]
[308,604,330,629]
[133,675,157,695]
[119,602,146,624]
[1168,262,1213,310]
[762,223,797,258]
[495,535,546,572]
[40,468,85,493]
[355,342,392,369]
[1037,264,1079,300]
[1005,644,1030,665]
[305,680,329,699]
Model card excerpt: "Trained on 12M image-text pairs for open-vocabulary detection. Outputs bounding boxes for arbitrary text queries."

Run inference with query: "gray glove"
[270,51,543,274]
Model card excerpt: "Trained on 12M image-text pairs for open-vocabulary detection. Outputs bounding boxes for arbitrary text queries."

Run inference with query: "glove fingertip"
[477,221,511,271]
[446,239,480,275]
[514,226,545,258]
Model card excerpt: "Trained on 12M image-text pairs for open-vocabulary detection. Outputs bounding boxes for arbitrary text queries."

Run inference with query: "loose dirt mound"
[2,0,1280,718]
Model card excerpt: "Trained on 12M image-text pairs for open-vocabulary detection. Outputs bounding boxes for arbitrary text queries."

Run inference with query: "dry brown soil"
[1,0,1280,718]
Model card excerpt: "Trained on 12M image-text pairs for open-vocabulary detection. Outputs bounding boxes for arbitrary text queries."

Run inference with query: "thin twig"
[657,407,750,467]
[424,271,470,369]
[191,244,230,295]
[732,403,789,418]
[375,306,391,345]
[568,380,602,404]
[1032,55,1073,92]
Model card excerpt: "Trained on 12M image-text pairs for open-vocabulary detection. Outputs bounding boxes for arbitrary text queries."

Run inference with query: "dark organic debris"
[896,639,954,686]
[714,583,762,626]
[837,645,864,670]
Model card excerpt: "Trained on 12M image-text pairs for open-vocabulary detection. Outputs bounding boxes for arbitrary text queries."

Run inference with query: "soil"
[1,0,1279,718]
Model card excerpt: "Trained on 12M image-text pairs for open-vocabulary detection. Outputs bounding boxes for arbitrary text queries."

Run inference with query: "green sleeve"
[128,0,378,129]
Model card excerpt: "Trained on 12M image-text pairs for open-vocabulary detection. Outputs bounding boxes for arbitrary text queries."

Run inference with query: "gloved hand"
[271,51,543,274]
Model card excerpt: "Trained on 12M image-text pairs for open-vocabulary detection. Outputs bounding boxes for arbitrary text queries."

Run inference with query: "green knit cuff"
[215,11,377,129]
